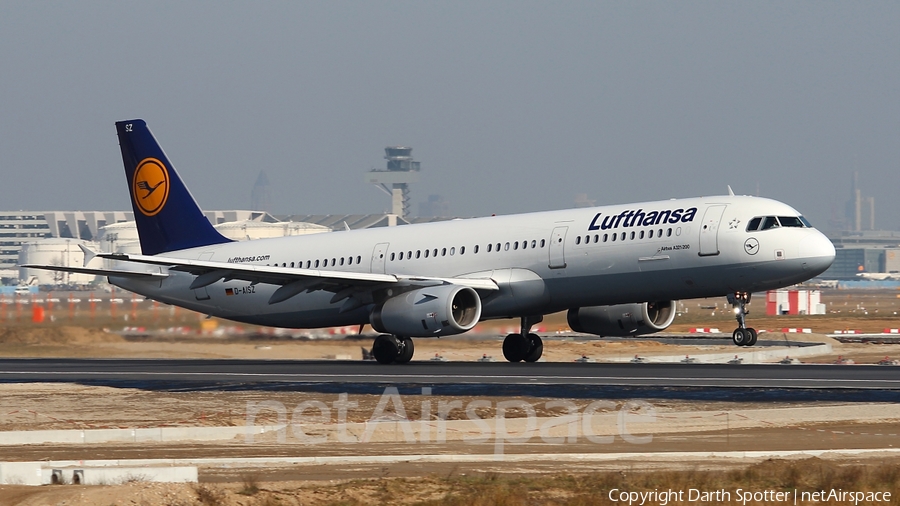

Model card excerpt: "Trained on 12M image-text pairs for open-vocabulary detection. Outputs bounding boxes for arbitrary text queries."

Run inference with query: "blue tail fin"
[116,119,232,255]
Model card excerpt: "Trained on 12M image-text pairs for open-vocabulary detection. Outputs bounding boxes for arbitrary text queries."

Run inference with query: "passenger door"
[548,227,568,269]
[371,243,389,274]
[698,205,727,256]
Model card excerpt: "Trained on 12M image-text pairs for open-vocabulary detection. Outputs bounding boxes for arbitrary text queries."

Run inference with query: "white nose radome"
[799,230,835,275]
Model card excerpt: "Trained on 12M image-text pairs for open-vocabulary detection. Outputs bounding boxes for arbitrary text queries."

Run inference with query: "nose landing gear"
[728,292,757,347]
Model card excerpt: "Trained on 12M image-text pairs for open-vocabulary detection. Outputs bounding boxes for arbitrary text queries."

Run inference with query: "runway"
[1,358,899,393]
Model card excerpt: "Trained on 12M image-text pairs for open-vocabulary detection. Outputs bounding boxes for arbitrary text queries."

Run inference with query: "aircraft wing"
[95,253,499,306]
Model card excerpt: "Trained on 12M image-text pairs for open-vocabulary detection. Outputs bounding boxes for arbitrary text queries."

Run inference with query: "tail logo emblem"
[132,158,170,216]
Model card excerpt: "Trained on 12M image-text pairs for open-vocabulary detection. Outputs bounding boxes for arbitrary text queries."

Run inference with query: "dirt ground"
[1,383,900,505]
[1,287,899,504]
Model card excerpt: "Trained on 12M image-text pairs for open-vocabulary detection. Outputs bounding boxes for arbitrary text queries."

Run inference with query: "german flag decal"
[225,288,235,296]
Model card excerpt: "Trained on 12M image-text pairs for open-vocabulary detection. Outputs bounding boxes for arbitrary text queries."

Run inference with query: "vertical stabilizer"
[115,119,232,255]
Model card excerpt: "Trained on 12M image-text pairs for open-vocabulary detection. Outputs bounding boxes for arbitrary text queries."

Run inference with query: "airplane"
[23,119,836,364]
[856,272,900,281]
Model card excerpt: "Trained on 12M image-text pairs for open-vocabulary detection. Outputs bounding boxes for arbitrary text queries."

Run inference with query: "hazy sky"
[1,2,898,230]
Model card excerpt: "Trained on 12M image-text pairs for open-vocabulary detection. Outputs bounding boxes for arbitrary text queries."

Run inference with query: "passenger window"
[747,217,762,231]
[576,236,581,245]
[331,258,336,266]
[540,239,545,248]
[433,249,438,257]
[648,230,653,238]
[778,216,804,228]
[424,249,429,258]
[315,260,320,268]
[496,243,501,252]
[504,242,510,251]
[340,258,344,266]
[666,228,672,237]
[416,250,421,259]
[460,246,465,255]
[440,248,446,256]
[593,234,598,243]
[514,241,519,250]
[487,244,492,252]
[450,247,455,256]
[290,262,295,268]
[531,240,536,248]
[658,229,663,237]
[630,231,635,240]
[474,245,479,253]
[761,216,779,230]
[611,234,616,242]
[603,233,608,242]
[356,256,361,264]
[398,252,403,260]
[306,261,311,268]
[408,251,412,259]
[639,231,644,239]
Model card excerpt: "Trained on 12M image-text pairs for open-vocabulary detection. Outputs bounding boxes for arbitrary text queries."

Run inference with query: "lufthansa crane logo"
[132,158,170,216]
[744,237,760,255]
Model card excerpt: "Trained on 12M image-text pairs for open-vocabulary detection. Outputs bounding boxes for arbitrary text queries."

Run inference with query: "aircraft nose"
[799,230,835,275]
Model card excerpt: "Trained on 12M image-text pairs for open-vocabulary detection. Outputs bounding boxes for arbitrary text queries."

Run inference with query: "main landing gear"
[372,334,415,364]
[502,315,544,363]
[728,292,757,347]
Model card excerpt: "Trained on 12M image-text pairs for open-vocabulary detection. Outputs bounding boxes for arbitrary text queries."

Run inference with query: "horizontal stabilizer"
[20,264,167,279]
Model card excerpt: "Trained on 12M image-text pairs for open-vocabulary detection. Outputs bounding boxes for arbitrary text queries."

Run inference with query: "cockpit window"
[747,217,762,231]
[777,216,804,228]
[748,215,810,231]
[761,216,780,230]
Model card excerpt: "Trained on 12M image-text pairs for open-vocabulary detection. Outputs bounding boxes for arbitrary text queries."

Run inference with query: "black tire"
[395,336,414,364]
[372,334,401,364]
[732,328,748,346]
[747,328,758,346]
[524,333,543,362]
[502,333,529,362]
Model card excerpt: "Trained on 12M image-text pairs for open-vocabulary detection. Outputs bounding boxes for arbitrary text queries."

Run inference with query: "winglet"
[78,243,97,267]
[727,185,735,196]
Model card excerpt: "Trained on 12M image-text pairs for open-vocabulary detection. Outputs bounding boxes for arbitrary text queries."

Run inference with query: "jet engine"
[370,284,482,337]
[567,301,676,337]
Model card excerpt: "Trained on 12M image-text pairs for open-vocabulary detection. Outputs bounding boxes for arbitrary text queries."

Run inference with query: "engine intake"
[371,284,482,337]
[567,301,676,337]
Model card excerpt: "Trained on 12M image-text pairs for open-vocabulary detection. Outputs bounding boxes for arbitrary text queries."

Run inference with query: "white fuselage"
[111,195,835,329]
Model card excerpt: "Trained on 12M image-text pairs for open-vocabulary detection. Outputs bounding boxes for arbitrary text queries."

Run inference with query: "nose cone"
[799,230,836,276]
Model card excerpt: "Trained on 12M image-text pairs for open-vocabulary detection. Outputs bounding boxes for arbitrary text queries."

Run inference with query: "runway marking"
[2,370,900,387]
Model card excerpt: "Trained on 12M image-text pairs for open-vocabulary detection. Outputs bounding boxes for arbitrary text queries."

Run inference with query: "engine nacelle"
[370,284,482,337]
[567,301,676,337]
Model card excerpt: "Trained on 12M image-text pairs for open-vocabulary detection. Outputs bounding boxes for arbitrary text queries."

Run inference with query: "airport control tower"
[365,146,420,219]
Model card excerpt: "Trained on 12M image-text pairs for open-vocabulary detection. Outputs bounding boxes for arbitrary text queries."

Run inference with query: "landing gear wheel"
[502,333,529,362]
[524,333,543,362]
[372,334,401,364]
[395,336,414,364]
[746,328,758,346]
[732,328,749,347]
